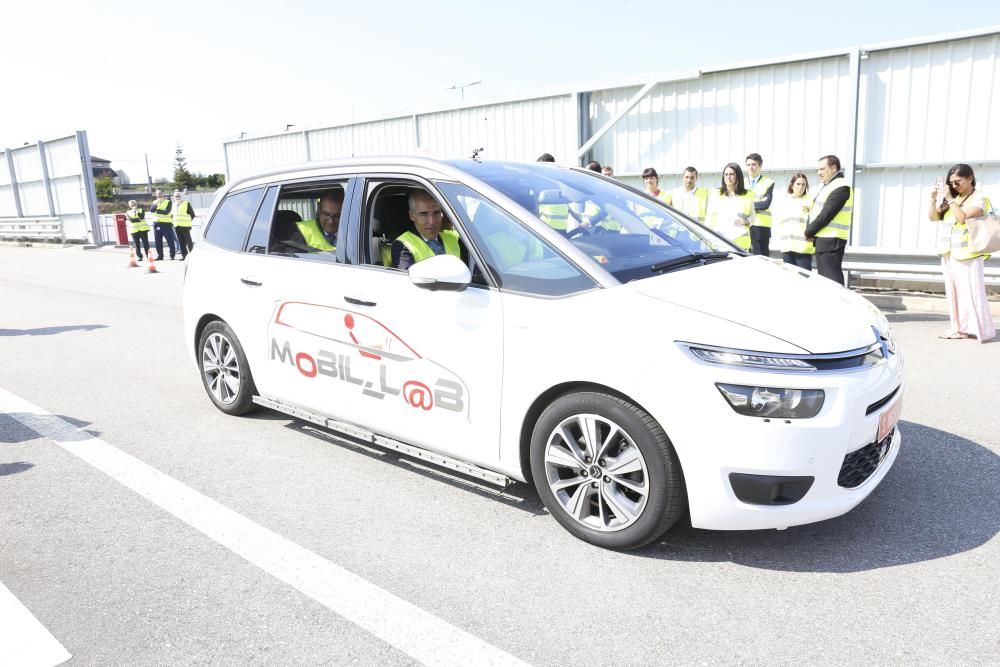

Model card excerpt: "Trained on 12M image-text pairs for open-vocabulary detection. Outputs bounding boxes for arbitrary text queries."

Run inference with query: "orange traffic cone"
[147,255,158,274]
[128,247,138,268]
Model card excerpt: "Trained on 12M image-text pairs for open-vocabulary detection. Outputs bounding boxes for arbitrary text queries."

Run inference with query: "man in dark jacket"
[805,155,853,285]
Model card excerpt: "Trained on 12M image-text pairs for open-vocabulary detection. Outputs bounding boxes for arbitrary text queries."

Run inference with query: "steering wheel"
[566,226,591,239]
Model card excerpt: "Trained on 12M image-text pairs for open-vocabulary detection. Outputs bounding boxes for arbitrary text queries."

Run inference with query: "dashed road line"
[0,580,71,667]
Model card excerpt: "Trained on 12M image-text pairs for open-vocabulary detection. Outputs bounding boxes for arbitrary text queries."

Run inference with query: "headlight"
[686,346,816,371]
[716,383,825,419]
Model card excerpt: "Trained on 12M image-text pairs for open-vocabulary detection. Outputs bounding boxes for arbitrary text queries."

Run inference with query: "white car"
[183,158,903,550]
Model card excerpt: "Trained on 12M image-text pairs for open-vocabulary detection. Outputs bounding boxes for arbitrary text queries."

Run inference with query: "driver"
[391,191,462,269]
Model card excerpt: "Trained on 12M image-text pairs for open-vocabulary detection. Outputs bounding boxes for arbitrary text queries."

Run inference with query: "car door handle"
[344,296,377,307]
[240,276,262,286]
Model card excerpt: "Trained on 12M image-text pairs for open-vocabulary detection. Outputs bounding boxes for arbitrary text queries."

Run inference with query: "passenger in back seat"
[296,189,343,251]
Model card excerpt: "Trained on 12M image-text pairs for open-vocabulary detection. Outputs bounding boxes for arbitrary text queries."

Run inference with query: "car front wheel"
[529,391,685,550]
[198,320,257,416]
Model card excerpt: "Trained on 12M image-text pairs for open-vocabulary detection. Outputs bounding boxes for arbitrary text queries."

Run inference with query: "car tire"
[198,320,258,416]
[529,391,685,550]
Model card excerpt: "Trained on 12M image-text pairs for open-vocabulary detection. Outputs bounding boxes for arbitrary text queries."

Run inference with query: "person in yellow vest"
[668,166,709,224]
[927,163,994,342]
[772,173,814,270]
[171,190,197,260]
[125,199,150,261]
[805,155,853,285]
[705,163,753,251]
[151,188,178,261]
[391,191,462,270]
[294,189,342,252]
[641,167,672,205]
[745,153,775,256]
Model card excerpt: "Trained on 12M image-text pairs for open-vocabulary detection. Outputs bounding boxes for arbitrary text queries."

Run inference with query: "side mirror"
[408,254,471,291]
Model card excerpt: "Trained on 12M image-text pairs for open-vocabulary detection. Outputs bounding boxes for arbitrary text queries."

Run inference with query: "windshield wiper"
[649,251,732,273]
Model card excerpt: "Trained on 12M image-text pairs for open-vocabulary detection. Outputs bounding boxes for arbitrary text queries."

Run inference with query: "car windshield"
[447,160,738,282]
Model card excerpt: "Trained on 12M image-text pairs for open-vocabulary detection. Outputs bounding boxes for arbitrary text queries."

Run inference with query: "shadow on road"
[0,324,108,337]
[633,420,999,571]
[0,461,34,476]
[0,413,101,443]
[885,312,948,324]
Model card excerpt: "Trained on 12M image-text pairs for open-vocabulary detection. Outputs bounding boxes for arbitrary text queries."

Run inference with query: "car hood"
[628,255,884,353]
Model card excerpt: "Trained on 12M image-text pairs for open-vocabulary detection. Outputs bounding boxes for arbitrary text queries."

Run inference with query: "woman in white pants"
[927,163,995,342]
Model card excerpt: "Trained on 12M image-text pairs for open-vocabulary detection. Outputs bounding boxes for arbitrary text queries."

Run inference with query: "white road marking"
[0,581,71,667]
[0,387,529,667]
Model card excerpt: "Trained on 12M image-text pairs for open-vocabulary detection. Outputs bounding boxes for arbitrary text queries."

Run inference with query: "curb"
[862,293,1000,317]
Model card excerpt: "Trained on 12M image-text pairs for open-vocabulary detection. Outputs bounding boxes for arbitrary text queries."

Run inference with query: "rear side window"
[204,188,263,251]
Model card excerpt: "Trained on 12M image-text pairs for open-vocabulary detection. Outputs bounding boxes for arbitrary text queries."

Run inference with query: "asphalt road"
[1,245,998,666]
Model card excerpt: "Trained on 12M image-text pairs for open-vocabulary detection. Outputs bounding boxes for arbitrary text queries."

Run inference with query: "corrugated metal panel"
[417,95,575,161]
[860,33,1000,165]
[308,117,415,159]
[43,137,84,178]
[225,133,308,181]
[590,56,852,175]
[854,164,1000,247]
[9,146,46,216]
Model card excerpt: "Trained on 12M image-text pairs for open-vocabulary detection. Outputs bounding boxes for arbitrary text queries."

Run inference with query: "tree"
[94,176,114,200]
[173,143,194,188]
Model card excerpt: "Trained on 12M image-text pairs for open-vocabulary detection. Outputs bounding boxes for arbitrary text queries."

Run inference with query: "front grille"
[866,386,901,416]
[838,429,895,488]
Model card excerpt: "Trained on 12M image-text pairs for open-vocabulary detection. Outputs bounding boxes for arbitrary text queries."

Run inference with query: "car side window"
[437,182,597,296]
[244,186,278,254]
[362,181,482,282]
[267,181,348,262]
[204,188,264,251]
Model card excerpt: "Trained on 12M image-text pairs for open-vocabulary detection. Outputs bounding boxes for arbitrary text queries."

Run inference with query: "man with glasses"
[391,190,461,269]
[295,189,343,251]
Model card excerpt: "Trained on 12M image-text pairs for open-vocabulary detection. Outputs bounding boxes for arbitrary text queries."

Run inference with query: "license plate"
[877,393,903,442]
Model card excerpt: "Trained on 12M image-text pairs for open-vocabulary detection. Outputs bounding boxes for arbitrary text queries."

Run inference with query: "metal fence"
[222,26,1000,268]
[0,132,101,242]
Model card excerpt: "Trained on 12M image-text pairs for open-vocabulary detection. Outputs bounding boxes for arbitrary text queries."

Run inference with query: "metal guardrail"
[0,218,64,241]
[841,247,1000,286]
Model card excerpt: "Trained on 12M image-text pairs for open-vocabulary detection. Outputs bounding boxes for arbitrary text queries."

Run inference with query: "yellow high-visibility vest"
[773,194,814,255]
[707,190,753,250]
[126,208,149,233]
[395,230,461,263]
[809,177,853,240]
[154,199,172,224]
[172,200,194,228]
[668,186,709,223]
[538,203,569,230]
[749,176,775,228]
[948,194,992,261]
[296,219,335,251]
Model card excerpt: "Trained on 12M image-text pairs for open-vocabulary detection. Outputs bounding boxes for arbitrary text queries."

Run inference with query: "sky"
[4,0,999,181]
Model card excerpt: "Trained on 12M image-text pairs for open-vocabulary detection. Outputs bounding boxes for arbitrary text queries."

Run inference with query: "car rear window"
[204,188,264,251]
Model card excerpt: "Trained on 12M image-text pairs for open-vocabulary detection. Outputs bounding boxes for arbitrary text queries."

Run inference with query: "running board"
[252,396,511,488]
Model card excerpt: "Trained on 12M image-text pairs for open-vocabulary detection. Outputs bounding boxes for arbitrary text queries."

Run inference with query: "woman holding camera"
[928,163,994,342]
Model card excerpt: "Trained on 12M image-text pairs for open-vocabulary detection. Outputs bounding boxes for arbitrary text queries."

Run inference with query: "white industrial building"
[222,27,1000,262]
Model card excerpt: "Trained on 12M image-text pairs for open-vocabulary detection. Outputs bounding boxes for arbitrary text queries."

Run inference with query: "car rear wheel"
[198,320,257,416]
[529,391,685,550]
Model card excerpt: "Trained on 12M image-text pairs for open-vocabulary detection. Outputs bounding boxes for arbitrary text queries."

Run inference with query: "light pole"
[447,80,481,100]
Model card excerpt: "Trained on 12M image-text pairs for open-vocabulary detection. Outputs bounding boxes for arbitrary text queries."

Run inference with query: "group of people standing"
[124,189,197,261]
[638,153,853,285]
